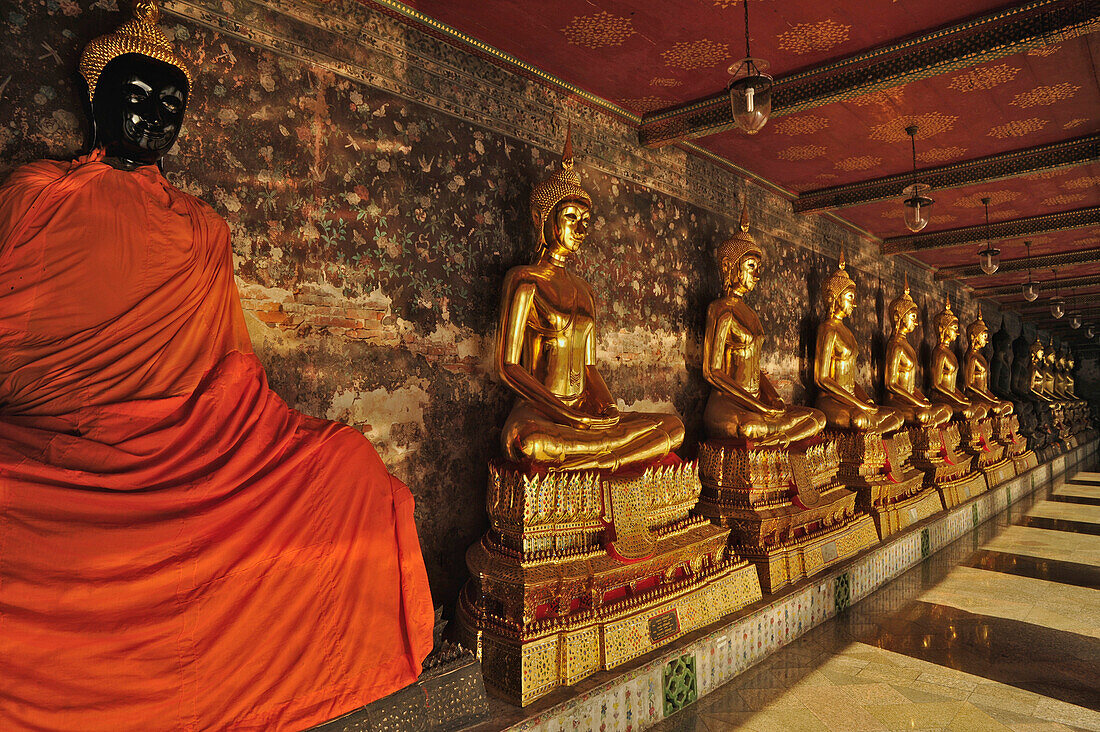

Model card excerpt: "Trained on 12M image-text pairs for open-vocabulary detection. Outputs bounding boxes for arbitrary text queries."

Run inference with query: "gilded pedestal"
[830,429,941,538]
[456,458,762,706]
[906,422,988,510]
[995,413,1037,473]
[958,416,1015,490]
[695,437,878,594]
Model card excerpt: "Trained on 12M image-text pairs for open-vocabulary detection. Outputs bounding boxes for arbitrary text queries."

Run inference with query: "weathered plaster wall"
[1,0,1024,614]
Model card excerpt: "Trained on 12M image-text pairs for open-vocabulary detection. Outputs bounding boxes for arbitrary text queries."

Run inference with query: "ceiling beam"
[882,207,1100,255]
[795,136,1098,213]
[975,273,1100,297]
[934,245,1100,280]
[637,0,1097,147]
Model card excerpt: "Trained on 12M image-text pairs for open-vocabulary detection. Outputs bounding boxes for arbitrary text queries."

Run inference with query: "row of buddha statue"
[456,134,1094,705]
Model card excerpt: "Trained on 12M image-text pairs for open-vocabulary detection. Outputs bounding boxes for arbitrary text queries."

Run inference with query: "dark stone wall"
[1,0,1016,615]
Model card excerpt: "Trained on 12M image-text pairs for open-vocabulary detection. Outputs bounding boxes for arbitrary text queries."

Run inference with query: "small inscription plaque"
[820,541,838,564]
[648,609,681,644]
[908,507,919,523]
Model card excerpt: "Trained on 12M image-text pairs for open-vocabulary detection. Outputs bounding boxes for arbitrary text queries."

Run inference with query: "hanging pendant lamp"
[977,197,1000,274]
[1022,240,1038,301]
[901,125,933,232]
[1050,268,1065,319]
[727,0,773,134]
[1070,286,1082,329]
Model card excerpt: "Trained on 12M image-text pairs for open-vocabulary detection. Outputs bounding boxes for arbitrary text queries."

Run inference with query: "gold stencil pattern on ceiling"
[1027,45,1061,57]
[1064,118,1089,129]
[1010,83,1082,109]
[988,118,1048,138]
[992,208,1020,220]
[918,146,968,164]
[710,0,769,7]
[1063,176,1100,190]
[954,190,1020,208]
[930,214,958,225]
[774,115,830,136]
[834,155,881,172]
[777,144,827,161]
[868,112,958,143]
[777,19,851,55]
[660,39,730,69]
[561,12,636,49]
[851,88,905,108]
[650,77,680,87]
[1042,193,1087,207]
[946,63,1020,92]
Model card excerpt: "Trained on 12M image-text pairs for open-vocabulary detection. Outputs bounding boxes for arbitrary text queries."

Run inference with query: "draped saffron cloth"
[0,151,435,731]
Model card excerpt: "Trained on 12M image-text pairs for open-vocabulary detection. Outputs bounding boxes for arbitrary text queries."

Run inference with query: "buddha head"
[966,306,989,350]
[716,208,763,296]
[888,276,919,336]
[934,296,960,345]
[530,125,592,262]
[79,1,191,168]
[823,252,857,319]
[1045,338,1057,367]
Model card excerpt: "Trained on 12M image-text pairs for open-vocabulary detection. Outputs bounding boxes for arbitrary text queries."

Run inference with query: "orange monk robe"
[0,151,435,731]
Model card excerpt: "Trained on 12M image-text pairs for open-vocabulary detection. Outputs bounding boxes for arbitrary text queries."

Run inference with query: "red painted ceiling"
[398,0,1099,327]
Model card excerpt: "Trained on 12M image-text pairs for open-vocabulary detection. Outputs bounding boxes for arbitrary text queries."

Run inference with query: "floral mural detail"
[776,19,851,55]
[988,117,1048,138]
[946,64,1020,92]
[561,11,636,49]
[1010,83,1081,109]
[660,39,730,69]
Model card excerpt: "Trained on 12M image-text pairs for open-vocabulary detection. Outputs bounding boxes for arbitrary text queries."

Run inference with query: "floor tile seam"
[965,549,1100,590]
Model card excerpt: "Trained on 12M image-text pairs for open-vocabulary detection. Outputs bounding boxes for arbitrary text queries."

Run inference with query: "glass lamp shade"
[727,59,773,134]
[1022,281,1039,301]
[978,245,1000,275]
[1071,314,1082,329]
[1088,325,1096,339]
[902,183,934,232]
[1050,296,1065,319]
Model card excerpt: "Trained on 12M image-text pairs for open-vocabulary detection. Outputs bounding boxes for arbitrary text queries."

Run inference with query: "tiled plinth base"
[497,440,1096,732]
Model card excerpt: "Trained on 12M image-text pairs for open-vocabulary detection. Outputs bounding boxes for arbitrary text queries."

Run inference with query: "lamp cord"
[743,0,752,59]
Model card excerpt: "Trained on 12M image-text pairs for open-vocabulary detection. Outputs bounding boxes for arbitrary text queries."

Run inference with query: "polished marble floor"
[652,471,1100,732]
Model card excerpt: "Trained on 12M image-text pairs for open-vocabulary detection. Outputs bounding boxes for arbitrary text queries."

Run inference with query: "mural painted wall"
[1,0,1035,614]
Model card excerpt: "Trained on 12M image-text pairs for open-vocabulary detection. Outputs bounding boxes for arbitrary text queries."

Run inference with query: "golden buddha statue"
[460,131,760,705]
[703,209,825,446]
[695,213,876,593]
[813,254,903,433]
[888,284,987,505]
[1042,338,1058,402]
[884,279,951,427]
[496,132,683,472]
[813,257,933,538]
[929,297,986,420]
[963,307,1013,417]
[1028,339,1051,402]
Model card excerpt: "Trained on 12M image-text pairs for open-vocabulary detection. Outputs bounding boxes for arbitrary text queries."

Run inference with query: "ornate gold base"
[829,429,932,539]
[462,458,762,705]
[936,470,987,509]
[980,456,1016,491]
[1013,450,1039,473]
[737,514,879,593]
[456,557,762,706]
[873,483,945,536]
[696,437,877,593]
